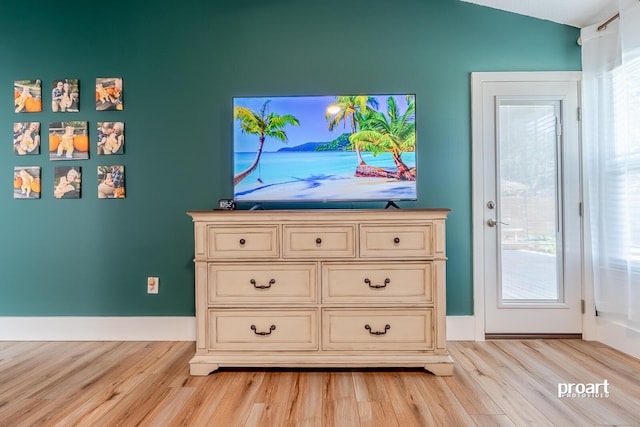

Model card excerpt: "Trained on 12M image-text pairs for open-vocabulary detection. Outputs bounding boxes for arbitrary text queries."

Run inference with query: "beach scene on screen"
[233,94,416,202]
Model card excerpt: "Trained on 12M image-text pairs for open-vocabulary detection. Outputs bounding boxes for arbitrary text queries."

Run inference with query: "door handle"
[487,218,510,227]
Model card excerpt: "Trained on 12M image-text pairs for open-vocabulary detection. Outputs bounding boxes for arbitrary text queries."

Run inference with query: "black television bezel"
[231,93,418,204]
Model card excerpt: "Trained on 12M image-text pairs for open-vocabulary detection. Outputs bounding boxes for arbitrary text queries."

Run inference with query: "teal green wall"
[0,0,580,316]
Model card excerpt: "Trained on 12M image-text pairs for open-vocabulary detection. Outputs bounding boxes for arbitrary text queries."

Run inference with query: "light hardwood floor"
[0,340,639,426]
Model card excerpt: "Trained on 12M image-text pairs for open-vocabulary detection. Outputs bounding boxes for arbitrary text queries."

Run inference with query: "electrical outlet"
[147,277,159,294]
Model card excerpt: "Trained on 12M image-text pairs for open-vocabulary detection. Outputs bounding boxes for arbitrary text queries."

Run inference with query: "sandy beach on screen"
[236,175,415,201]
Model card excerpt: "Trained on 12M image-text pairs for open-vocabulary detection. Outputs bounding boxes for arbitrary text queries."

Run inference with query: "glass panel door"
[497,100,563,304]
[475,75,582,335]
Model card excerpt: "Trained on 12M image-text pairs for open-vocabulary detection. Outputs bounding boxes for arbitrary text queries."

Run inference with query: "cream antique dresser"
[187,209,453,376]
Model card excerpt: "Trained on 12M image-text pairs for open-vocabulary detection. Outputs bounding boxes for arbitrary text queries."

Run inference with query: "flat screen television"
[232,94,417,204]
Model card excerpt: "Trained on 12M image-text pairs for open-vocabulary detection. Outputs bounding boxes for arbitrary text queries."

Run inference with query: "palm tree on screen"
[325,95,378,165]
[233,100,300,186]
[350,95,416,180]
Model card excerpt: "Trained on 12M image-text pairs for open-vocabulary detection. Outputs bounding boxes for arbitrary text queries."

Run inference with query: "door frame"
[471,71,583,340]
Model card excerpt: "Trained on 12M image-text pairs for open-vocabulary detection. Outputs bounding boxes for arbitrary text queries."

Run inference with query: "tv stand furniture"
[187,209,453,376]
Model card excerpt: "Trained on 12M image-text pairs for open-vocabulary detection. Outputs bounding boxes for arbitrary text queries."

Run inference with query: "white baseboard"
[1,316,477,342]
[0,317,196,341]
[446,315,476,340]
[584,316,640,359]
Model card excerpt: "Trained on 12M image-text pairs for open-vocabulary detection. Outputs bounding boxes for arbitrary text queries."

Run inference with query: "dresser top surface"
[188,208,451,223]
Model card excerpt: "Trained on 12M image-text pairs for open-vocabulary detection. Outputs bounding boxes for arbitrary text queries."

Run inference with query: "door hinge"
[556,116,562,136]
[581,299,585,314]
[577,106,581,122]
[579,202,583,217]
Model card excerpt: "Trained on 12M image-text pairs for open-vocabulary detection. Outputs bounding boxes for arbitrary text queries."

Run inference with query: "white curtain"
[582,0,640,325]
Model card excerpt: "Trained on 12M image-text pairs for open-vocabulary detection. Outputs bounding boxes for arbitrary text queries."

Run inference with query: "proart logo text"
[557,379,610,398]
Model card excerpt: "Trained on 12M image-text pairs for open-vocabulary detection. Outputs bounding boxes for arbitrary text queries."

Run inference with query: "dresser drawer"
[209,309,318,350]
[322,262,433,304]
[323,309,433,351]
[207,226,278,259]
[360,224,433,258]
[208,263,317,304]
[283,225,355,258]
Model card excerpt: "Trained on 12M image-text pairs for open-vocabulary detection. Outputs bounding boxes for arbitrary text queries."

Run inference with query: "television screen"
[233,94,417,203]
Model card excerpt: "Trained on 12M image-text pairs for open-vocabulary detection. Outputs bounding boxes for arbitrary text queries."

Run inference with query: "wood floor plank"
[352,369,391,403]
[513,339,640,426]
[183,370,265,426]
[244,402,293,427]
[244,402,266,427]
[283,371,324,427]
[28,342,131,401]
[560,339,640,384]
[0,342,87,400]
[441,347,505,417]
[0,340,638,426]
[323,397,361,427]
[168,370,235,425]
[449,341,555,426]
[323,371,360,427]
[248,370,300,426]
[144,386,197,427]
[381,370,437,426]
[43,342,184,426]
[491,340,627,426]
[201,370,265,426]
[253,369,297,405]
[0,342,128,425]
[356,400,400,427]
[411,375,476,426]
[470,413,517,426]
[473,341,594,426]
[3,397,76,427]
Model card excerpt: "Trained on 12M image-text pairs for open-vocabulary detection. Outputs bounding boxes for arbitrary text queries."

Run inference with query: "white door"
[472,72,583,335]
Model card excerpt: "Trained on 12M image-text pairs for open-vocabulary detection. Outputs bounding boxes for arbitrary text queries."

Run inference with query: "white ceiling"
[460,0,618,28]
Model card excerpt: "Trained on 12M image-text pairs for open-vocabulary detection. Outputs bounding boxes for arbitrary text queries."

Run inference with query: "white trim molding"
[584,315,640,360]
[0,316,475,342]
[0,317,196,341]
[446,315,476,341]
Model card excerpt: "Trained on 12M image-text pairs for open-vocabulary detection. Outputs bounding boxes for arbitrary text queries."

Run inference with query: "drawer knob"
[393,237,400,245]
[315,237,322,245]
[250,324,276,335]
[239,238,246,246]
[364,278,390,289]
[250,278,276,289]
[364,324,391,335]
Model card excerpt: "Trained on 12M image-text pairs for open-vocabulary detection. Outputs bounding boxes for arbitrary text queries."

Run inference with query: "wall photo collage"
[12,78,126,200]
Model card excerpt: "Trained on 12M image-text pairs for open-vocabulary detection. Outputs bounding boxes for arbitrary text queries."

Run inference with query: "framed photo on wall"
[54,166,81,199]
[96,77,123,111]
[49,121,89,160]
[97,122,124,155]
[51,79,79,112]
[14,80,42,113]
[97,165,125,198]
[14,166,41,199]
[13,122,40,155]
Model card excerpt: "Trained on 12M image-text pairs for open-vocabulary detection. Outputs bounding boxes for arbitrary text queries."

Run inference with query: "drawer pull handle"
[239,238,246,246]
[250,278,276,289]
[250,324,276,335]
[364,278,390,289]
[393,237,400,245]
[364,324,391,335]
[315,237,322,245]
